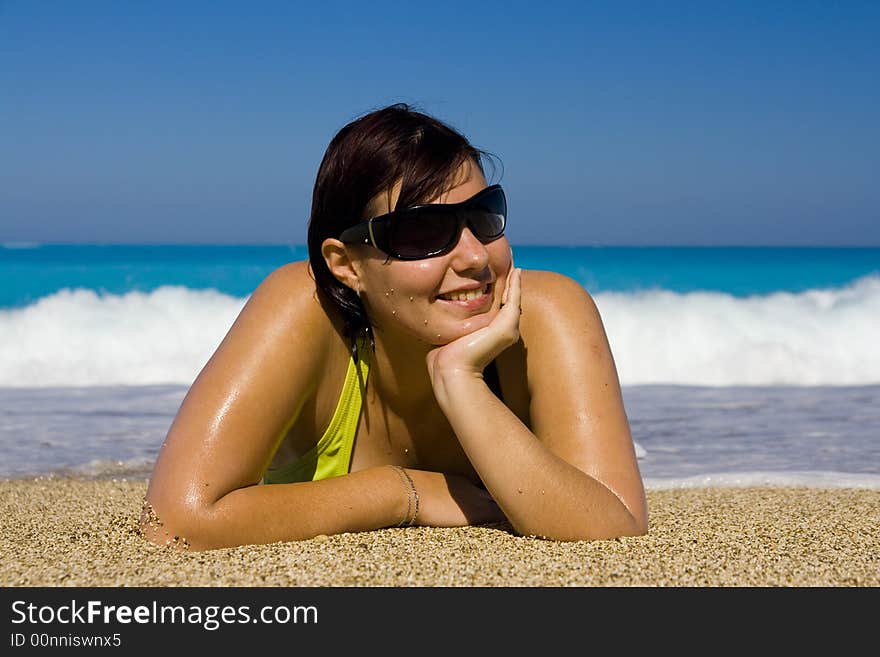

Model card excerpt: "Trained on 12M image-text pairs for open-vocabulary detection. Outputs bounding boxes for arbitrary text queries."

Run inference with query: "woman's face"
[354,161,513,346]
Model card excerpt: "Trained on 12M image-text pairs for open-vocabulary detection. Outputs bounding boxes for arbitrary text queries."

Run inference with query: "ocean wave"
[0,286,245,387]
[595,275,880,385]
[643,471,880,490]
[1,278,879,387]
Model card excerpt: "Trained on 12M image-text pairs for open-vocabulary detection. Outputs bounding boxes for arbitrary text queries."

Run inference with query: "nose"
[449,226,490,273]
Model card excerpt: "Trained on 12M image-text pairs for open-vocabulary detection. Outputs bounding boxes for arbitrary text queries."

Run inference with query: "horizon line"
[4,242,880,249]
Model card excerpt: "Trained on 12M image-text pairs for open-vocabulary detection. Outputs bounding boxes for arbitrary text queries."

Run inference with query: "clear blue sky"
[2,0,878,245]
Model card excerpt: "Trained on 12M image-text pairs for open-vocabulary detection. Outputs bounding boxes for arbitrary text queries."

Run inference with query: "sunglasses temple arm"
[367,218,379,249]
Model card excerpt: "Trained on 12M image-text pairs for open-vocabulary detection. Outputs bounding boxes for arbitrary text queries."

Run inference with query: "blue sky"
[2,1,878,246]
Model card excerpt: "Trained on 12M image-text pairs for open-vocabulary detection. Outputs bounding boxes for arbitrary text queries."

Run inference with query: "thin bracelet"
[391,465,420,527]
[400,467,420,526]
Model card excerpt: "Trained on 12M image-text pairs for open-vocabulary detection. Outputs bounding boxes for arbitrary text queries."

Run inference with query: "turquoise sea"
[3,244,879,307]
[1,243,879,487]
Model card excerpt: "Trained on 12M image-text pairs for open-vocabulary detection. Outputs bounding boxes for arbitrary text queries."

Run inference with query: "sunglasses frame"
[338,184,507,260]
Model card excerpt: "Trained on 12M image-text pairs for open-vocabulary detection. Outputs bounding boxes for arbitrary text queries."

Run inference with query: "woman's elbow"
[618,510,649,538]
[512,507,648,542]
[600,503,649,540]
[139,496,211,551]
[556,518,648,542]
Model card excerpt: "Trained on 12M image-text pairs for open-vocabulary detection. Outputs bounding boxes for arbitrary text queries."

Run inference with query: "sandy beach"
[1,478,877,587]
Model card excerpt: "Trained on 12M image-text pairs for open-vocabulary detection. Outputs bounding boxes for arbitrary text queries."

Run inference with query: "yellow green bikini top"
[263,339,371,484]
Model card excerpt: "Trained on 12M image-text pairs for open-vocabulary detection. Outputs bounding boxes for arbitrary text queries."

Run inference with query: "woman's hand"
[404,469,506,527]
[426,266,523,382]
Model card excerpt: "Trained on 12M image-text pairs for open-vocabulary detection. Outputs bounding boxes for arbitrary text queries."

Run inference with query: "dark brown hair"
[307,103,499,357]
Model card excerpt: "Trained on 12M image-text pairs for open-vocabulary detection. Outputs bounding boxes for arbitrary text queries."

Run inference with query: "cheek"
[490,239,514,269]
[367,264,442,318]
[399,261,445,298]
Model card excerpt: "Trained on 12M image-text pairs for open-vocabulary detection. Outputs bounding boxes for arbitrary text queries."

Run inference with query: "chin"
[435,313,495,344]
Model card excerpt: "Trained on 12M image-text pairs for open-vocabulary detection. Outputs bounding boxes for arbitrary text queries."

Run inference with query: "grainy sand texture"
[1,479,877,587]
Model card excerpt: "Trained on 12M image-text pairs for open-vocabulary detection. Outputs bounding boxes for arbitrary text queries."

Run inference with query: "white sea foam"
[643,471,880,490]
[0,287,245,387]
[1,277,879,387]
[596,275,880,386]
[56,457,156,480]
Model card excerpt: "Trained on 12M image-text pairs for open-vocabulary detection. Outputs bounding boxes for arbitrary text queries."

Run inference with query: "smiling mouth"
[436,283,492,303]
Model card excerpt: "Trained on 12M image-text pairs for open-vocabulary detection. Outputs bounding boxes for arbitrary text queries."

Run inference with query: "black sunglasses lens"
[464,210,505,240]
[390,210,459,259]
[464,188,506,240]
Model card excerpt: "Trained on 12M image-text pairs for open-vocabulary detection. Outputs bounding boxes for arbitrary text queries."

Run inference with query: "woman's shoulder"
[519,269,605,341]
[251,260,326,315]
[521,269,599,312]
[254,259,315,296]
[230,260,339,355]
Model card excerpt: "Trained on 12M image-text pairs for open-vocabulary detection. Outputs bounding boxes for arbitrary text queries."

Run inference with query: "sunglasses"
[338,184,507,260]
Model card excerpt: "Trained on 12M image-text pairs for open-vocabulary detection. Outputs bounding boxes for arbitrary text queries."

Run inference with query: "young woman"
[141,103,648,550]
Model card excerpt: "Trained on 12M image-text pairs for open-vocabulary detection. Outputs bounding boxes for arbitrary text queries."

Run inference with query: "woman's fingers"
[509,267,522,312]
[500,256,516,304]
[496,267,522,336]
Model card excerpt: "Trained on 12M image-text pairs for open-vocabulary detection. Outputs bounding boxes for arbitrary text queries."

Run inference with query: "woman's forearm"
[432,370,645,541]
[142,465,407,551]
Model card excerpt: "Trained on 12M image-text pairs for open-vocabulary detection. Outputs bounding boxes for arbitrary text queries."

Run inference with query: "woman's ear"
[321,238,361,293]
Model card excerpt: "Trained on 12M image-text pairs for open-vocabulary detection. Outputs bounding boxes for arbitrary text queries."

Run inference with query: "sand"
[1,478,877,587]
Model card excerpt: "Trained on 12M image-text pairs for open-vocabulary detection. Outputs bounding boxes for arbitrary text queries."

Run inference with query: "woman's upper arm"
[520,270,646,521]
[146,261,331,513]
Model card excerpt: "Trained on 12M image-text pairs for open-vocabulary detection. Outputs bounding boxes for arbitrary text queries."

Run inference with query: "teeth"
[439,285,488,302]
